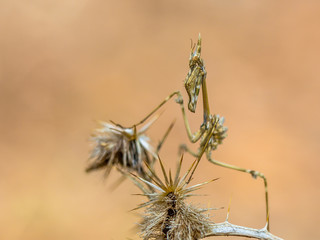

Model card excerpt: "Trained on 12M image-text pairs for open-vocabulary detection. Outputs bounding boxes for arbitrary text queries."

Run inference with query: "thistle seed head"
[204,115,228,152]
[86,119,157,177]
[132,156,218,240]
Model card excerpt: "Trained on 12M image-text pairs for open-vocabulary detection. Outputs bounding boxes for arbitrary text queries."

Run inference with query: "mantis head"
[184,34,205,113]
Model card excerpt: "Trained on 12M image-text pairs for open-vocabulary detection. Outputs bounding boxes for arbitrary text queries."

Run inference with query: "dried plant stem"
[204,221,283,240]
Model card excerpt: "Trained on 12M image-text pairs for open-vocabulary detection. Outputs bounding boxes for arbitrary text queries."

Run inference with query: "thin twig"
[204,221,283,240]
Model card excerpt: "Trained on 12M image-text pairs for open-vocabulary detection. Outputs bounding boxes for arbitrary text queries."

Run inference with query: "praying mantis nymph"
[133,34,270,229]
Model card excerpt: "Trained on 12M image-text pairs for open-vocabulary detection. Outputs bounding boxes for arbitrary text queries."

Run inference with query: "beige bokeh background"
[1,1,319,239]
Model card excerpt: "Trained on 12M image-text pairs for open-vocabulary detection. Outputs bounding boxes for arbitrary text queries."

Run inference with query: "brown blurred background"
[1,0,319,239]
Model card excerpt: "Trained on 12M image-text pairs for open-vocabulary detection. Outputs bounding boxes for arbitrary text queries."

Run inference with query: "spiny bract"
[132,156,218,240]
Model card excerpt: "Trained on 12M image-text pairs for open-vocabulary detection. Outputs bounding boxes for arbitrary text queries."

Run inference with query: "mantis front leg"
[175,92,206,143]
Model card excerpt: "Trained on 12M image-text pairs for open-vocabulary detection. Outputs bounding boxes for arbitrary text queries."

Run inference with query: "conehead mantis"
[132,34,270,229]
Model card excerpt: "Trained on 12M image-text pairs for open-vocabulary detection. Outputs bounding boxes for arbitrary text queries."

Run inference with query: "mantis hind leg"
[206,150,270,230]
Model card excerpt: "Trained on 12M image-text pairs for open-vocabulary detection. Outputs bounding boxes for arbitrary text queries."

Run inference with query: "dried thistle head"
[86,118,157,177]
[199,114,228,154]
[132,156,218,240]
